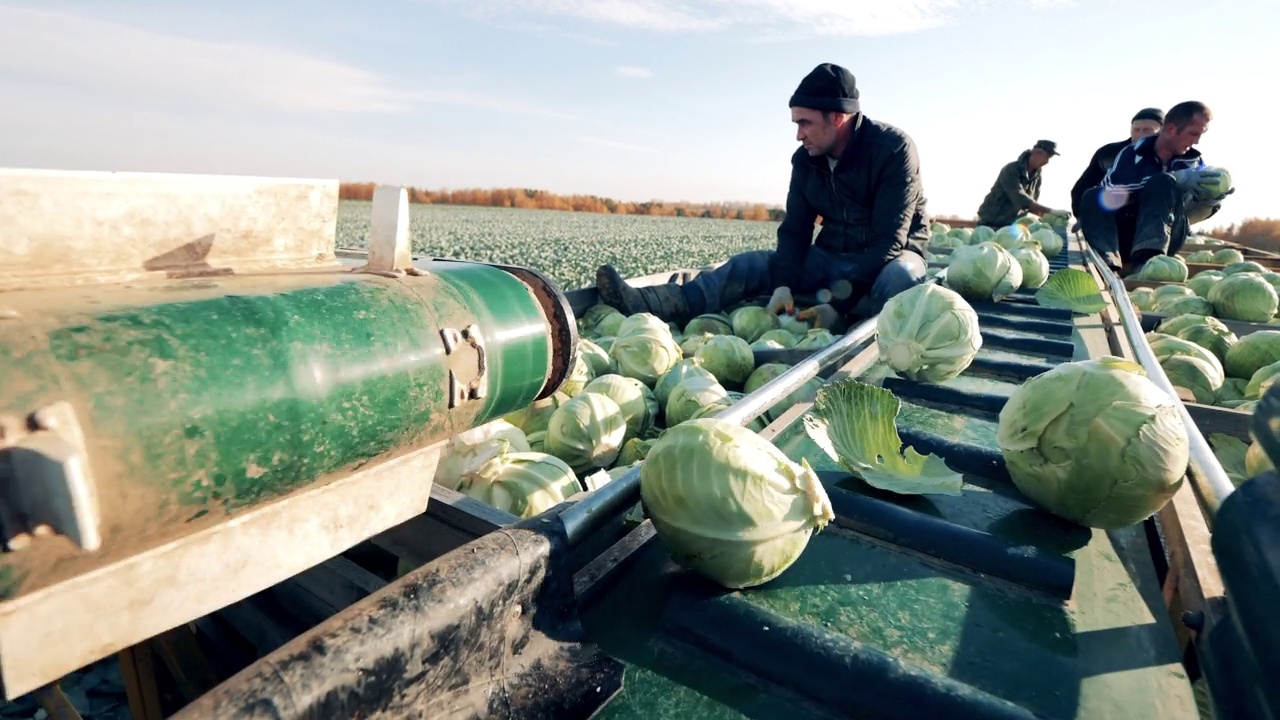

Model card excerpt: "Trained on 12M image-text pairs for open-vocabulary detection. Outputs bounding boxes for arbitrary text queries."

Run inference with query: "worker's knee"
[871,251,928,305]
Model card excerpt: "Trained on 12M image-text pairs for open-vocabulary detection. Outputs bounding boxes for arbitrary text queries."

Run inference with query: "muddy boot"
[596,265,691,323]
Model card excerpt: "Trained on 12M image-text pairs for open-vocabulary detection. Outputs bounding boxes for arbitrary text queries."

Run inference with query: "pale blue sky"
[2,1,1276,229]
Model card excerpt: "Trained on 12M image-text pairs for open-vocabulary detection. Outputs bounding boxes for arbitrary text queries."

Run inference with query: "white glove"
[796,303,840,329]
[766,286,794,314]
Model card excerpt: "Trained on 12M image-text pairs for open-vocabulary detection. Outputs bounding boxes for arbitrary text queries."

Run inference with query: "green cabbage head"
[1187,271,1223,298]
[876,283,981,383]
[1211,248,1245,265]
[694,334,757,388]
[1129,287,1156,311]
[1208,273,1279,322]
[545,392,628,473]
[1225,330,1280,379]
[945,242,1023,302]
[729,306,780,343]
[456,449,582,519]
[654,357,717,412]
[684,313,733,337]
[1029,228,1064,258]
[665,374,731,427]
[996,357,1189,528]
[609,326,682,387]
[1175,317,1238,362]
[640,418,835,589]
[1160,354,1223,404]
[582,373,659,439]
[1010,242,1051,288]
[796,328,838,349]
[1135,255,1189,282]
[1223,260,1268,276]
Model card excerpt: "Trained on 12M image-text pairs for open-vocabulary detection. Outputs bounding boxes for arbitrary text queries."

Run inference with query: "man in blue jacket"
[1078,101,1233,275]
[594,63,929,331]
[1069,108,1164,219]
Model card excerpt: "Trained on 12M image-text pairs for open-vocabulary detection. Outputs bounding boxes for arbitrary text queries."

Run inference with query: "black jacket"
[1070,138,1129,217]
[774,114,929,293]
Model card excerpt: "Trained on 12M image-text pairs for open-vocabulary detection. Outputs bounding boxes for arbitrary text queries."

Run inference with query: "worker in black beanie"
[1069,107,1165,218]
[595,63,929,332]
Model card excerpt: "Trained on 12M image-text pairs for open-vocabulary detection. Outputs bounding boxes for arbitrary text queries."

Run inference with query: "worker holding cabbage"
[1069,107,1165,220]
[595,62,929,333]
[974,139,1070,229]
[1077,101,1233,276]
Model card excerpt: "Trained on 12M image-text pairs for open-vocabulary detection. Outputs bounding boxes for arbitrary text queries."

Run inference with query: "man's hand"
[796,303,839,329]
[1195,169,1235,201]
[1172,168,1202,194]
[766,286,795,314]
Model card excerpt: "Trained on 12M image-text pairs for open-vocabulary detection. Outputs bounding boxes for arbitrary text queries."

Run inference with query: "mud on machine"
[0,170,581,714]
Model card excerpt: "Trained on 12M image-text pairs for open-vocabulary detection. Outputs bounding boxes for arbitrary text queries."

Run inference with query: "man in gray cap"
[1070,108,1164,218]
[975,140,1069,228]
[594,62,929,332]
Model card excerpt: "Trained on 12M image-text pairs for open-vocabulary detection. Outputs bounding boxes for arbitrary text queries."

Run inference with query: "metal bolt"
[1182,610,1205,632]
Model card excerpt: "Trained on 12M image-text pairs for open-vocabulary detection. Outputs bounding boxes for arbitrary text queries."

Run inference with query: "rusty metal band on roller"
[0,260,575,564]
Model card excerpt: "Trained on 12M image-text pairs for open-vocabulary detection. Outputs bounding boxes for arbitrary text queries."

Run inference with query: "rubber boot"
[596,265,691,324]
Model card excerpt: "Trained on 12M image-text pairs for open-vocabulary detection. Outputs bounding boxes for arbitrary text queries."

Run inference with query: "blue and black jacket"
[1098,135,1205,212]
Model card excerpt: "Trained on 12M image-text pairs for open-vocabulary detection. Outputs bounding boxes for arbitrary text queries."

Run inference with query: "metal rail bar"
[558,316,879,545]
[1083,243,1235,518]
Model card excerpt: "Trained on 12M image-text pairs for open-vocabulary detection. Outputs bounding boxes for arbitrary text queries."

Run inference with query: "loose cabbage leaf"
[1208,432,1250,486]
[803,380,964,495]
[1036,268,1107,314]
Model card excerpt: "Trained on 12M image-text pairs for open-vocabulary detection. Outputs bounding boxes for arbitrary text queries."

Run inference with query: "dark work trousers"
[1079,172,1190,272]
[680,247,928,318]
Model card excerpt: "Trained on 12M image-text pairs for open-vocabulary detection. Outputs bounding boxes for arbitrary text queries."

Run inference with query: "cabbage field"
[335,200,779,291]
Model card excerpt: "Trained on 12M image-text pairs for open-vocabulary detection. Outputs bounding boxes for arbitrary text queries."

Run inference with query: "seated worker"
[1078,101,1233,276]
[594,63,929,333]
[1069,108,1165,219]
[974,140,1070,228]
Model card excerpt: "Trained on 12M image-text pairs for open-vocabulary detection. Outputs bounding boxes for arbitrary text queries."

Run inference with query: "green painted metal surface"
[0,262,555,596]
[583,357,1200,720]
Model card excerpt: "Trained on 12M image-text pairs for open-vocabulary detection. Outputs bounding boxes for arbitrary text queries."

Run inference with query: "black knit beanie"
[1132,107,1164,124]
[789,63,860,114]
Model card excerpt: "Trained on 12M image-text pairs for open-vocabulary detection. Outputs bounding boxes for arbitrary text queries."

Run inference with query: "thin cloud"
[615,66,655,79]
[577,135,662,154]
[426,0,988,36]
[0,6,575,120]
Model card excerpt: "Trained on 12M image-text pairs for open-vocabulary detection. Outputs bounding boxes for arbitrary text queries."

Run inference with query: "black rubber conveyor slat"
[882,377,1007,416]
[966,300,1074,322]
[979,329,1075,358]
[893,426,1012,485]
[964,356,1056,383]
[816,472,1074,598]
[660,587,1042,720]
[973,313,1075,337]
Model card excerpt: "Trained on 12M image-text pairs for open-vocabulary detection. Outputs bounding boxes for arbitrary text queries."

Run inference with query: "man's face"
[792,107,839,157]
[1130,119,1161,142]
[1028,148,1052,170]
[1161,113,1210,155]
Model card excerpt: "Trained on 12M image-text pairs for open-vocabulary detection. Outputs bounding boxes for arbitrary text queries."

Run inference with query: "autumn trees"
[338,182,782,221]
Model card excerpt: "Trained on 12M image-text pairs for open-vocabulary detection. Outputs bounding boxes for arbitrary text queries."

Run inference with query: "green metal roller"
[0,259,576,597]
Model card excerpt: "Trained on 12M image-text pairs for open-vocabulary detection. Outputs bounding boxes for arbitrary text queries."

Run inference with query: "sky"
[2,0,1277,230]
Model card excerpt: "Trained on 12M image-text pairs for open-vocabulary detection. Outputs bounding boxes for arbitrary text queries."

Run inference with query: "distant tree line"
[338,183,1277,249]
[1211,218,1280,253]
[339,182,784,222]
